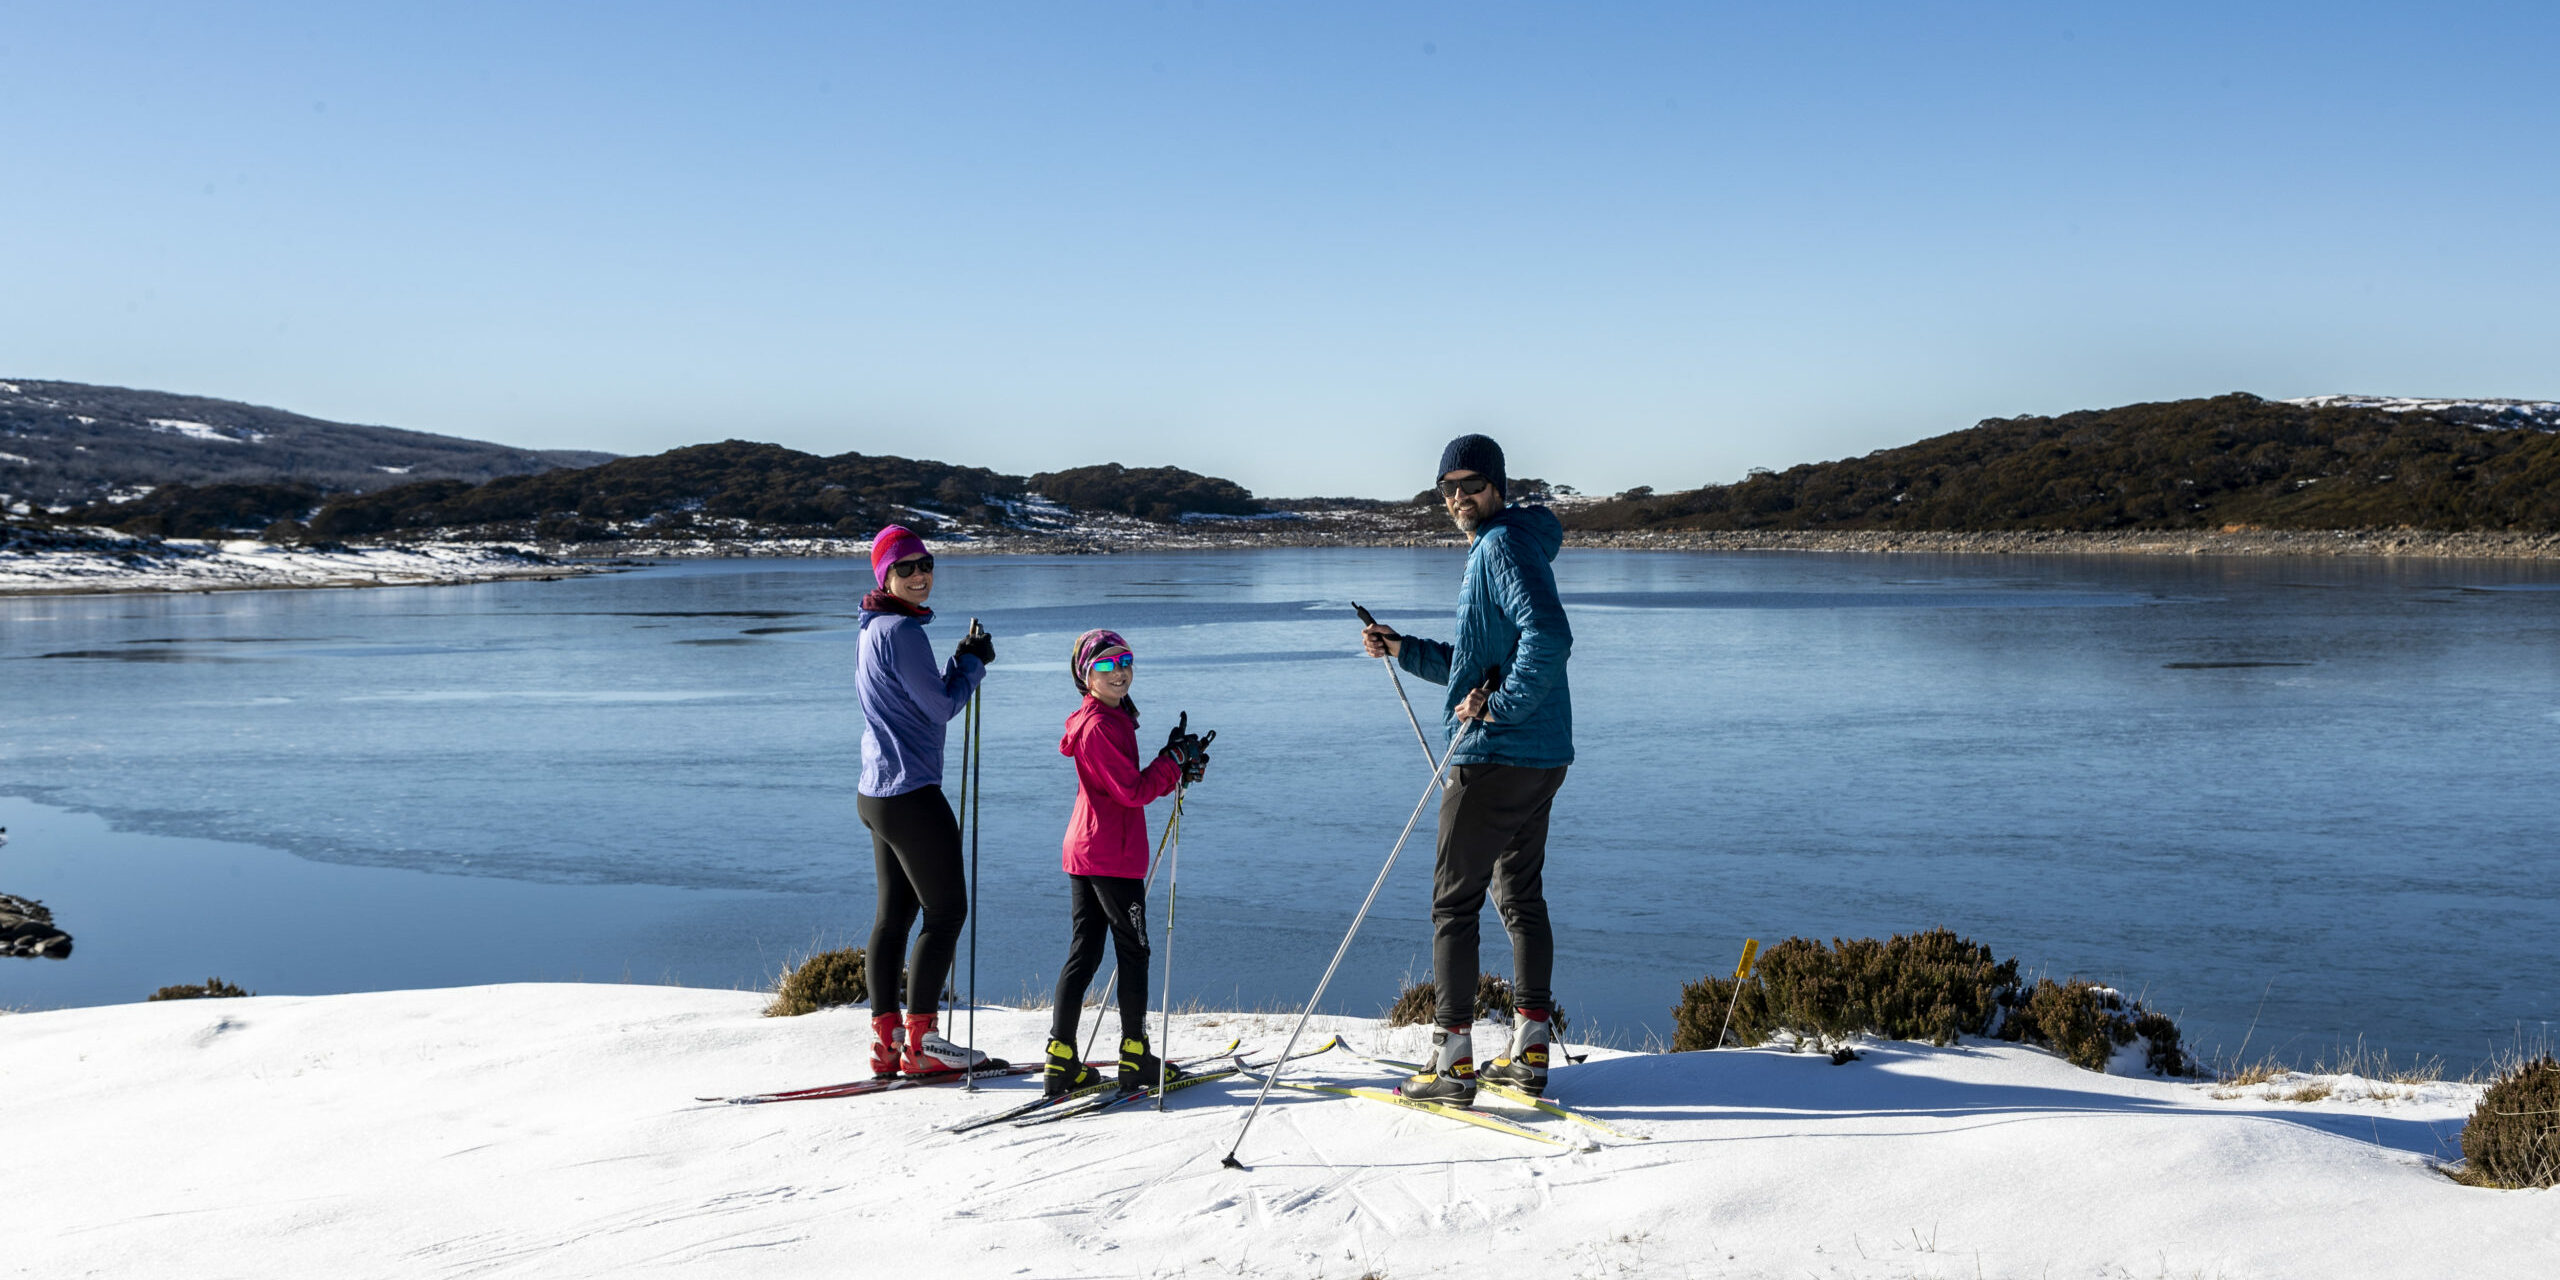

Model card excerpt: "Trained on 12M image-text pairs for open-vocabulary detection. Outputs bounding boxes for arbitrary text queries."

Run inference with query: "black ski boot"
[1399,1025,1478,1106]
[1118,1034,1189,1094]
[1478,1011,1551,1097]
[1043,1037,1104,1099]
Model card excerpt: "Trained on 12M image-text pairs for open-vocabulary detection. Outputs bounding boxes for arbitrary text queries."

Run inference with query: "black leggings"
[1049,874,1150,1046]
[859,786,967,1019]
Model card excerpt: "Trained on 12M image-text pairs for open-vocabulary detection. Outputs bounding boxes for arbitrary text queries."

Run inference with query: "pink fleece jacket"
[1058,696,1181,878]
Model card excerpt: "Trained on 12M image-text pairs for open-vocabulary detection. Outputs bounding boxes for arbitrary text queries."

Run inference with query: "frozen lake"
[4,548,2555,1068]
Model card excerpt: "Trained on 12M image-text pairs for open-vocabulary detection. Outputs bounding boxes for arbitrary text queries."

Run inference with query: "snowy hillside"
[3,985,2546,1279]
[0,378,611,509]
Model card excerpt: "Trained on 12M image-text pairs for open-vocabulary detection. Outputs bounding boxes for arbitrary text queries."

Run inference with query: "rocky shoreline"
[17,521,2560,596]
[579,525,2560,560]
[1558,527,2560,558]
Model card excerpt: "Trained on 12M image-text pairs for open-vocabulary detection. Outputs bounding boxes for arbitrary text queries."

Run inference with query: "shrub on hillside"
[1672,974,1774,1050]
[148,977,251,1001]
[767,947,875,1017]
[1671,930,2192,1075]
[1993,978,2196,1075]
[1672,929,2016,1053]
[2459,1055,2560,1189]
[1386,974,1519,1027]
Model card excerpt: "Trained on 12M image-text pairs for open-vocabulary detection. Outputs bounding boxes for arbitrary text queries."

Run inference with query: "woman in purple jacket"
[855,524,997,1078]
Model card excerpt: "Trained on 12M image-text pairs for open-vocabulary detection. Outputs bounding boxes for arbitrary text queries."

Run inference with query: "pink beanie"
[869,525,930,586]
[1069,628,1130,693]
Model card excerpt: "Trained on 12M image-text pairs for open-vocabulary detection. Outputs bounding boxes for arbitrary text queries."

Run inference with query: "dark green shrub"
[2460,1056,2560,1189]
[1997,979,2134,1070]
[1995,979,2196,1074]
[1670,931,2192,1074]
[2133,1011,2190,1077]
[1386,974,1517,1028]
[149,977,251,1001]
[1672,974,1775,1051]
[1674,929,2016,1053]
[767,947,870,1017]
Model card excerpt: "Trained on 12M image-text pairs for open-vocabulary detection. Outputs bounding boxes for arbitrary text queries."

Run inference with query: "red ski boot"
[901,1012,1001,1078]
[870,1013,903,1080]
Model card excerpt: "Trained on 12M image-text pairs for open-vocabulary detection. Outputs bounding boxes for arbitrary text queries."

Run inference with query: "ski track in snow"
[2,987,2551,1279]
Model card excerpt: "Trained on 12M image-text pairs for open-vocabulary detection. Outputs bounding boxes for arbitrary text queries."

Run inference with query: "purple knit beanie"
[1069,628,1131,694]
[869,525,930,586]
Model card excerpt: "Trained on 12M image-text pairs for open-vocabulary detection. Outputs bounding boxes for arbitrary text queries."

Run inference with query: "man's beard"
[1450,504,1481,534]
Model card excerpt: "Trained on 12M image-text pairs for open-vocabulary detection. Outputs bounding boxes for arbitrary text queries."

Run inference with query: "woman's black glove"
[1179,731,1214,784]
[956,621,995,665]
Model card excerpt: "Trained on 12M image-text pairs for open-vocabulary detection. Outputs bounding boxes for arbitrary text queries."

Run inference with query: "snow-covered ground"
[0,528,591,594]
[3,985,2547,1278]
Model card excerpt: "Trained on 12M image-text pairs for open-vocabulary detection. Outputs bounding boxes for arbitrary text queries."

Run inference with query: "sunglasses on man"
[1436,476,1493,498]
[891,555,936,578]
[1089,652,1135,674]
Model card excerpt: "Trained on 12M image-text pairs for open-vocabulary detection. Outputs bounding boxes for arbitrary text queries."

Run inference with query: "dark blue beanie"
[1437,434,1506,497]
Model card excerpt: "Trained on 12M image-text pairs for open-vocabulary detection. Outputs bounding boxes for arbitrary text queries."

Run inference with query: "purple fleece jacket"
[856,608,985,797]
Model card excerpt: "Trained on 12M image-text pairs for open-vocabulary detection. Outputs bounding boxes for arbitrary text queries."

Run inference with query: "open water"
[4,549,2555,1069]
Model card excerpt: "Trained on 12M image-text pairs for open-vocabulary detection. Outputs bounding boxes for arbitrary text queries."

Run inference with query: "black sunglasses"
[892,555,936,579]
[1436,476,1492,498]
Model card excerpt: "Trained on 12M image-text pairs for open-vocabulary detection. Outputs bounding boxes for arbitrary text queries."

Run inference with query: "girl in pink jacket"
[1043,628,1212,1097]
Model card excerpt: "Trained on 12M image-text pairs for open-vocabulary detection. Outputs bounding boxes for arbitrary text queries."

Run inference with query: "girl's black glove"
[956,621,995,664]
[1158,713,1215,782]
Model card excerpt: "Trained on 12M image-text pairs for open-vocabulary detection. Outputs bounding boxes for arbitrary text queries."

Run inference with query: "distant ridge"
[0,378,613,511]
[1571,392,2560,535]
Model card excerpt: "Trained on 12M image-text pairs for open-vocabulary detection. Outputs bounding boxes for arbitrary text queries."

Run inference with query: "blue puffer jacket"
[1396,504,1574,768]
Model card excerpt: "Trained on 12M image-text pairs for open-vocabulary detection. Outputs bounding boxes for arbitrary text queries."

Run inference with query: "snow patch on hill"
[1,986,2538,1280]
[0,525,587,594]
[2288,395,2560,430]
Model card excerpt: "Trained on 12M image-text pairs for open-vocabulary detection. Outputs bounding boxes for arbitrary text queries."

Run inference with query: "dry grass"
[2279,1079,2335,1103]
[2219,1056,2289,1087]
[766,947,870,1018]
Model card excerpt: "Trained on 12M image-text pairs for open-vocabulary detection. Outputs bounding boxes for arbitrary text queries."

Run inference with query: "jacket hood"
[1059,695,1138,755]
[1487,503,1564,563]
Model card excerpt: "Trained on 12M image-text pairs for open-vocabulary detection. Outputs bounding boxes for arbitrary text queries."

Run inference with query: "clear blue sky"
[5,3,2554,498]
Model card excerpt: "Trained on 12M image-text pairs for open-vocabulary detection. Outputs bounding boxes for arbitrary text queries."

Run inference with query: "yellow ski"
[1337,1047,1648,1141]
[1272,1080,1570,1148]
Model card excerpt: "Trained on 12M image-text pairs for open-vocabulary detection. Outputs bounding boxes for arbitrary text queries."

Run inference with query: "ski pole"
[964,620,986,1093]
[1354,603,1440,774]
[1221,668,1500,1170]
[1156,781,1185,1109]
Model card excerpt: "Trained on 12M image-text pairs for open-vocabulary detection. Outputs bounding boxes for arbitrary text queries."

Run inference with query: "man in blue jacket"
[1362,433,1573,1105]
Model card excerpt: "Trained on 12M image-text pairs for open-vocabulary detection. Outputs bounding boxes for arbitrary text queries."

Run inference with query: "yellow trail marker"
[1716,938,1760,1050]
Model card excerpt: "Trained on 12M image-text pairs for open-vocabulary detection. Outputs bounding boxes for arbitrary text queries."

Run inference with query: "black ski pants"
[1049,873,1151,1046]
[859,786,967,1019]
[1431,762,1568,1029]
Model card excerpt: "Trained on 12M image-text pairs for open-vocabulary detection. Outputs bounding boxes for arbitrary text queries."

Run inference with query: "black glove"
[956,621,995,665]
[1158,713,1214,782]
[1354,602,1399,659]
